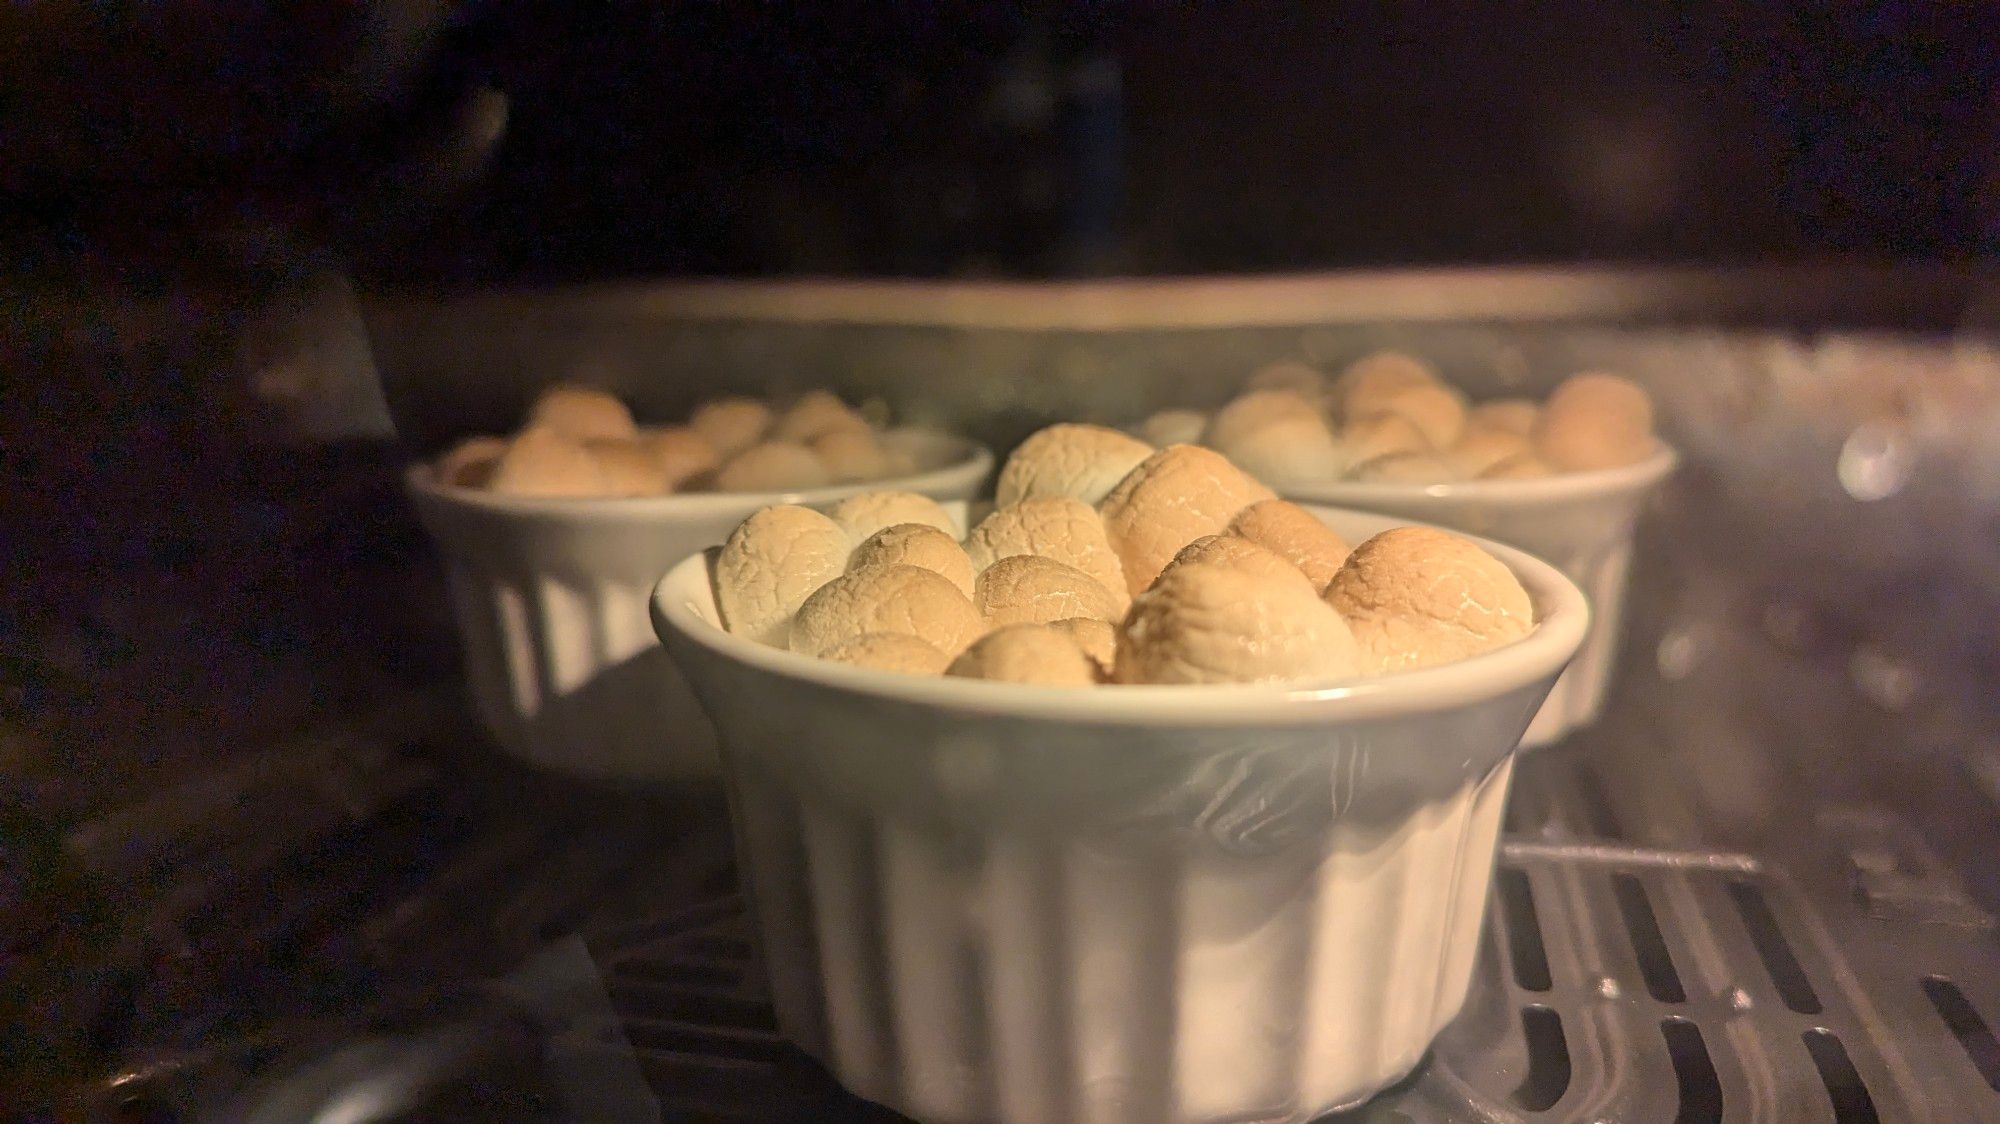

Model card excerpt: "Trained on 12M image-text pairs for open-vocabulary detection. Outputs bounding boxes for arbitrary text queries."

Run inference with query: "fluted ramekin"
[652,506,1587,1122]
[407,431,991,782]
[1278,445,1674,746]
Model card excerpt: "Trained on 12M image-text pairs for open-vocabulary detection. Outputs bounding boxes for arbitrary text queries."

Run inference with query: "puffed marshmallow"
[1324,526,1534,673]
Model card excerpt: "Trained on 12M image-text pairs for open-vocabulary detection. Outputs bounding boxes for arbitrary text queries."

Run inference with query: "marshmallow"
[822,631,952,676]
[963,497,1129,609]
[643,426,722,491]
[791,564,984,658]
[712,442,833,492]
[689,397,774,457]
[1481,454,1556,480]
[1229,500,1351,590]
[1443,428,1535,478]
[1346,380,1467,449]
[1098,444,1275,596]
[1328,352,1440,420]
[488,426,609,497]
[1349,451,1460,484]
[1114,562,1360,685]
[975,554,1124,628]
[996,423,1156,508]
[1337,413,1433,467]
[813,427,900,483]
[849,523,976,598]
[827,491,960,542]
[714,505,854,646]
[773,390,872,444]
[947,624,1101,687]
[1162,534,1317,594]
[585,438,672,496]
[525,384,638,442]
[436,436,508,488]
[1243,360,1327,398]
[1205,391,1344,485]
[1467,398,1540,437]
[1139,409,1210,448]
[1048,617,1118,672]
[1534,372,1656,471]
[1324,526,1534,674]
[1202,389,1315,451]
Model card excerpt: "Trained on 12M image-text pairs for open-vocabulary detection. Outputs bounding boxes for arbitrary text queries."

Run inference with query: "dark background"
[4,5,2000,1104]
[2,2,1996,286]
[2,0,1995,657]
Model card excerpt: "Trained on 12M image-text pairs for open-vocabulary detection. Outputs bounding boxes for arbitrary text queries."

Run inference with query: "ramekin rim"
[404,433,993,518]
[1278,442,1678,506]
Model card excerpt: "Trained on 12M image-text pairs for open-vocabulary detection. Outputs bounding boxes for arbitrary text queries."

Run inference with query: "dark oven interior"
[7,7,2000,1122]
[7,269,1998,1123]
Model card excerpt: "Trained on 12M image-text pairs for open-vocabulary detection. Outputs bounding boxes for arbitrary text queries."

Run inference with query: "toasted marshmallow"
[1337,413,1433,468]
[642,426,722,491]
[1114,562,1360,685]
[773,390,871,444]
[712,442,832,492]
[1206,391,1344,485]
[964,497,1129,609]
[713,505,854,647]
[488,426,609,497]
[1467,398,1540,437]
[1229,499,1351,590]
[1534,372,1656,471]
[1048,617,1118,672]
[689,397,774,457]
[1480,454,1556,480]
[1202,389,1315,451]
[1350,451,1460,484]
[1098,444,1275,596]
[436,435,508,488]
[822,631,952,676]
[975,555,1124,628]
[826,490,960,542]
[812,428,899,483]
[947,623,1101,686]
[849,523,976,598]
[1162,534,1317,594]
[1442,428,1535,478]
[1324,526,1533,673]
[1346,380,1467,448]
[996,423,1156,508]
[526,384,638,442]
[586,438,672,496]
[1244,359,1327,398]
[1139,409,1210,448]
[790,564,984,658]
[1328,352,1440,420]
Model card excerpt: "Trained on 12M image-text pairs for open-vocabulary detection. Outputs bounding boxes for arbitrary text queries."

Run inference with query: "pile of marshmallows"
[710,423,1536,688]
[1137,353,1660,486]
[433,385,920,498]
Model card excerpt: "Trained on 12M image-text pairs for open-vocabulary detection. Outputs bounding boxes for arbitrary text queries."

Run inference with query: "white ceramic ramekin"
[1279,445,1674,746]
[652,507,1588,1123]
[407,431,991,782]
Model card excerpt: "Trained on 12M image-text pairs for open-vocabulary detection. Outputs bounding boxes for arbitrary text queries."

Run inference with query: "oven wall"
[363,277,2000,889]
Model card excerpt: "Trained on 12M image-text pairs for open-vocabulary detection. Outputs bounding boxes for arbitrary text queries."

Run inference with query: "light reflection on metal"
[1849,645,1919,712]
[1837,421,1914,502]
[1655,627,1699,681]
